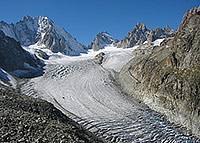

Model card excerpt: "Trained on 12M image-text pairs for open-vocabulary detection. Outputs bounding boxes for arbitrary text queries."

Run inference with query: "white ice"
[21,43,194,142]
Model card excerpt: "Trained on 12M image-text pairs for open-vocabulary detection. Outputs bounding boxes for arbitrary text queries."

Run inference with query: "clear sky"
[0,0,200,45]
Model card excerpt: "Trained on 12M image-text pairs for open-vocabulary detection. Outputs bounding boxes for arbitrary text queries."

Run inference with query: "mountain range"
[88,23,175,51]
[0,15,176,55]
[0,6,199,141]
[0,15,176,78]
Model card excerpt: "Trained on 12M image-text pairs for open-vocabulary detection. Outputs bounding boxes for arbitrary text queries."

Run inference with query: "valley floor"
[20,45,197,142]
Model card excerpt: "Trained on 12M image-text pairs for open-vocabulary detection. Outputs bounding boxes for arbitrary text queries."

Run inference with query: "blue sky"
[0,0,199,45]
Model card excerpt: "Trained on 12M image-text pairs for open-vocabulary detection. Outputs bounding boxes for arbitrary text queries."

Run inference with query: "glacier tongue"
[20,45,195,142]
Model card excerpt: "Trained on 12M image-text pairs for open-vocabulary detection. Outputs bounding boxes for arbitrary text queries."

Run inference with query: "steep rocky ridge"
[116,22,175,48]
[118,8,200,137]
[0,30,43,78]
[0,16,86,55]
[88,31,115,51]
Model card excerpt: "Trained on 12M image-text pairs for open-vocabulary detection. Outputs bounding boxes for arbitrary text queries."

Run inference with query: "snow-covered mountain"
[88,31,116,51]
[0,15,87,55]
[116,22,175,48]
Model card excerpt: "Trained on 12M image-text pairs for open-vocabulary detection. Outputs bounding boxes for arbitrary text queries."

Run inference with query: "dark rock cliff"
[118,8,200,137]
[0,30,43,77]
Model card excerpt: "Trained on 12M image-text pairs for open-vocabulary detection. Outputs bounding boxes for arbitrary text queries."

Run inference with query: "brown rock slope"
[0,87,105,143]
[118,8,200,137]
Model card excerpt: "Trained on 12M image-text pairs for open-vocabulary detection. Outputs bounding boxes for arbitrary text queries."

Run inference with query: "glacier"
[20,41,196,142]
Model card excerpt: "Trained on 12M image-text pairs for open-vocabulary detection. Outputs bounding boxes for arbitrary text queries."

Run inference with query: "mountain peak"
[88,31,115,51]
[101,30,108,34]
[179,6,200,30]
[117,21,175,48]
[135,22,146,28]
[0,15,86,55]
[22,15,32,21]
[131,22,147,33]
[38,16,50,21]
[164,24,171,32]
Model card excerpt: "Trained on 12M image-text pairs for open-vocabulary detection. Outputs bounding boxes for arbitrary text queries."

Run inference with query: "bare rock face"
[94,52,105,64]
[178,5,200,30]
[0,30,42,76]
[35,49,49,60]
[116,23,175,48]
[88,31,115,51]
[148,25,175,42]
[116,23,149,48]
[119,8,200,137]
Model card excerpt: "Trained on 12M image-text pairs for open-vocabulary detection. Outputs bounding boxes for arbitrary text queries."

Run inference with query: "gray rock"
[116,22,175,48]
[88,31,115,51]
[0,16,86,56]
[118,9,200,138]
[35,49,49,60]
[94,52,105,64]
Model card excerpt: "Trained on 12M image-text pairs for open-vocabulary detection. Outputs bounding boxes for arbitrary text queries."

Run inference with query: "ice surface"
[20,43,195,142]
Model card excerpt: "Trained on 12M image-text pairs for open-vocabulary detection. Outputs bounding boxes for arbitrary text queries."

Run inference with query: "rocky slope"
[0,15,86,55]
[0,86,105,143]
[118,7,200,137]
[116,22,175,48]
[88,31,115,51]
[0,30,43,78]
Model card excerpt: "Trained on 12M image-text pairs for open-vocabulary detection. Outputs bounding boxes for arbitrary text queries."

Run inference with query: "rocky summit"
[118,7,200,137]
[0,16,87,56]
[116,22,175,48]
[88,31,115,51]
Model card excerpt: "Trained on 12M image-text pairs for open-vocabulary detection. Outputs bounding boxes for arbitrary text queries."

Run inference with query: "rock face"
[0,30,42,77]
[94,52,105,64]
[178,5,200,30]
[0,87,104,143]
[0,15,87,55]
[118,8,200,137]
[88,31,115,51]
[35,49,49,60]
[116,22,175,48]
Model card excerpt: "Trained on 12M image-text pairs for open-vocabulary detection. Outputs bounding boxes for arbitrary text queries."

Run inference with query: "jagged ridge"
[116,22,175,48]
[88,31,116,51]
[0,15,87,56]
